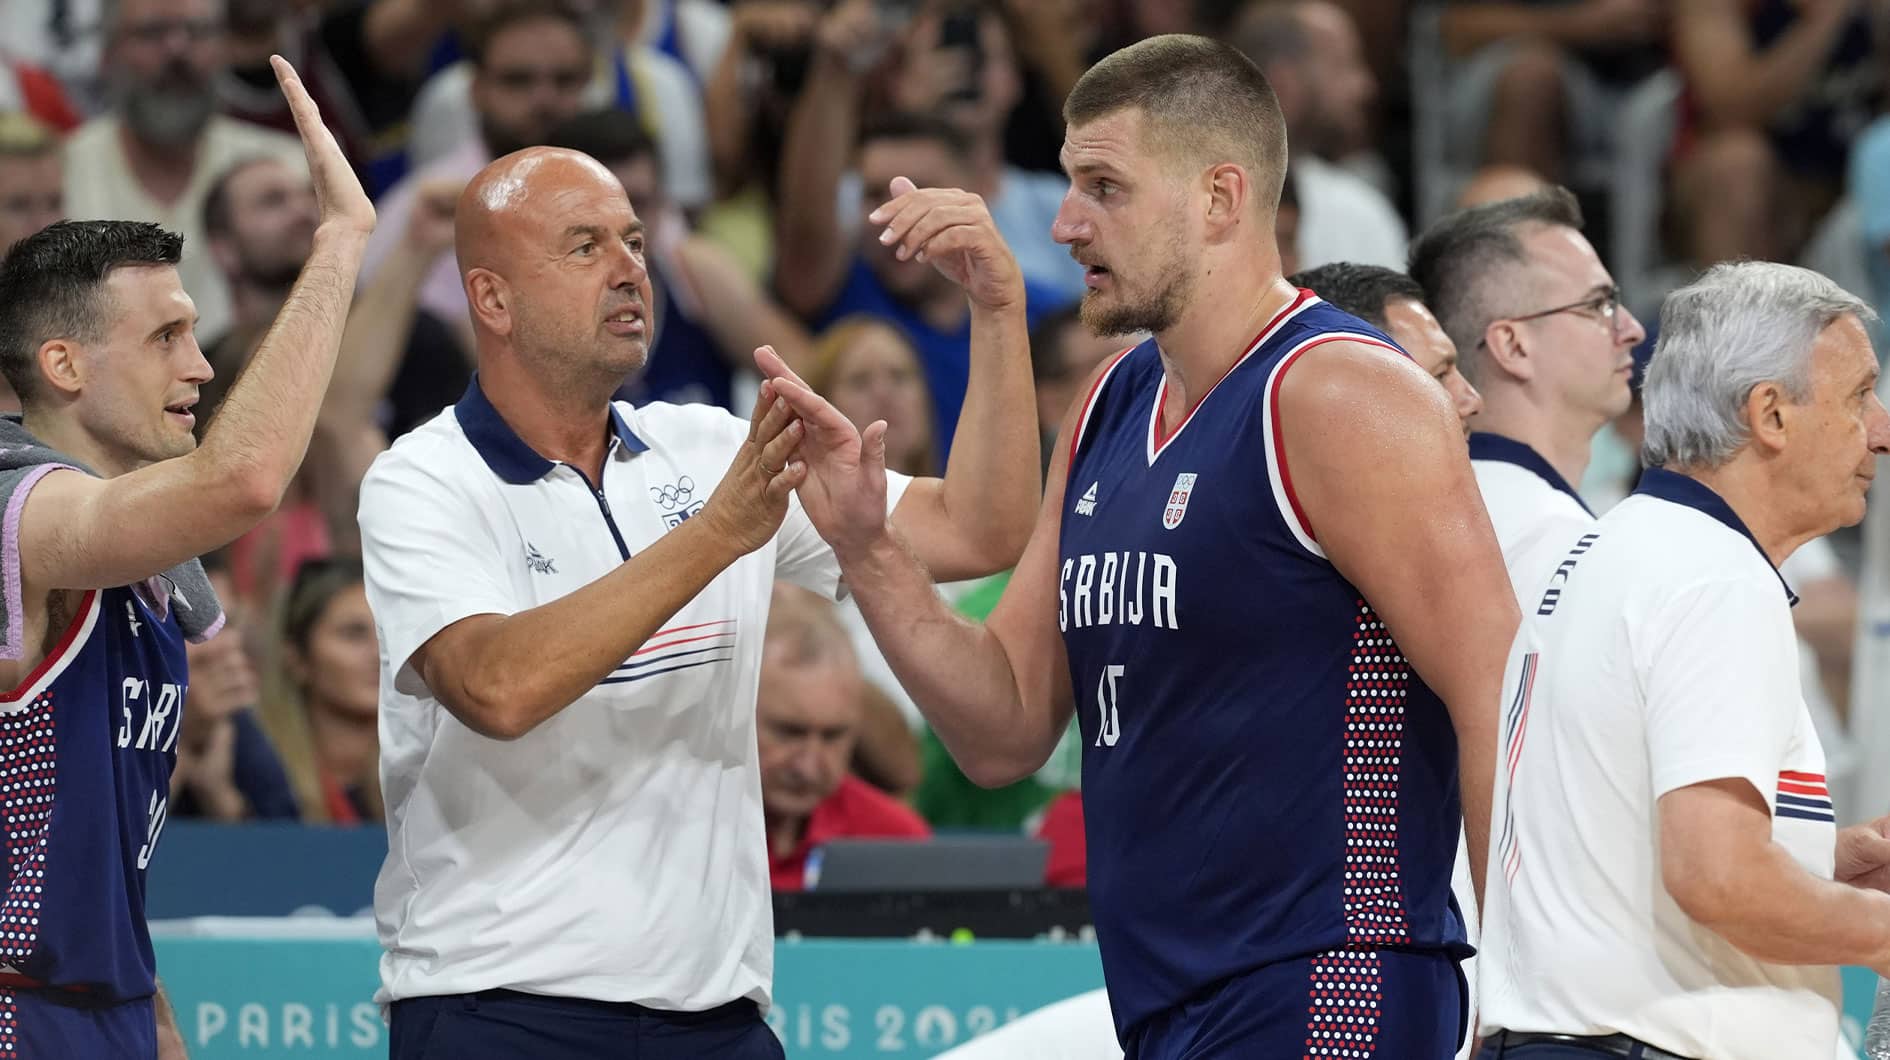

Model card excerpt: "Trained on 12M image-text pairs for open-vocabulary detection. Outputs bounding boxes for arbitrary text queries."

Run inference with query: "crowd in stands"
[2,0,1884,891]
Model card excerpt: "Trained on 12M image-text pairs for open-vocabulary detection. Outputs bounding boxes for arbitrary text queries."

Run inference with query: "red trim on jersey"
[1264,334,1406,545]
[0,970,91,994]
[1149,289,1317,457]
[1067,349,1134,470]
[0,591,96,704]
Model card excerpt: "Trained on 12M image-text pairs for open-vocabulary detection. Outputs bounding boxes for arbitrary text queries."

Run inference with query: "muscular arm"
[406,394,807,741]
[1673,0,1854,130]
[1661,779,1890,970]
[23,228,368,592]
[21,60,372,594]
[885,301,1039,581]
[782,360,1105,788]
[1280,343,1518,906]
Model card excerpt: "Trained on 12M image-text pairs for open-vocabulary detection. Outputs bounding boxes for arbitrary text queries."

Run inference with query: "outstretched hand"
[869,176,1024,312]
[697,371,810,556]
[272,55,374,239]
[753,345,892,557]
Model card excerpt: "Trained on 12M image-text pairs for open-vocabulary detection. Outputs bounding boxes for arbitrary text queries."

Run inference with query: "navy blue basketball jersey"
[1059,291,1467,1040]
[0,584,188,1003]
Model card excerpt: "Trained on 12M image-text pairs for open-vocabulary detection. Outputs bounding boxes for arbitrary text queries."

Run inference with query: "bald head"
[454,146,654,389]
[457,147,625,276]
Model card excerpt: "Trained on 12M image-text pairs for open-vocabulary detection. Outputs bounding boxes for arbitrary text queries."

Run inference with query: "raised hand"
[752,345,891,557]
[272,55,374,239]
[868,176,1024,311]
[698,373,809,555]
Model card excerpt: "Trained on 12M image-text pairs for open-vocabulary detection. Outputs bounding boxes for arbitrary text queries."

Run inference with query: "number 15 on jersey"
[1096,665,1124,747]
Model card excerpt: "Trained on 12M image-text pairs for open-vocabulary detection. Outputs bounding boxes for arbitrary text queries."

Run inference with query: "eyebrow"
[147,316,196,342]
[562,221,646,243]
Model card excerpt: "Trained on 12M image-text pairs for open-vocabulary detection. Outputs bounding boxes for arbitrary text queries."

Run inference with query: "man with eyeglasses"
[63,0,305,345]
[1407,185,1647,1059]
[1410,187,1647,600]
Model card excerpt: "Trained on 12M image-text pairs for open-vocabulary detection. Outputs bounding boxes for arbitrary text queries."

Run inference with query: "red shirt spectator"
[768,774,930,891]
[1035,789,1087,888]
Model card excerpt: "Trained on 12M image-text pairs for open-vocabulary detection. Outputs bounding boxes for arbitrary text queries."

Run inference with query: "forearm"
[198,227,369,513]
[704,40,755,196]
[773,56,859,315]
[1455,704,1498,907]
[155,977,187,1058]
[1686,12,1850,128]
[838,532,1059,786]
[933,303,1039,572]
[1693,844,1890,967]
[447,518,748,738]
[326,240,431,431]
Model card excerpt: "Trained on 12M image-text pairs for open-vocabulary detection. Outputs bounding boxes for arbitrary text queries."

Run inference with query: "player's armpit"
[1276,341,1518,904]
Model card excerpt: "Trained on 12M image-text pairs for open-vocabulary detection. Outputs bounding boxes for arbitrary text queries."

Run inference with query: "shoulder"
[832,775,931,837]
[361,415,481,498]
[620,399,746,450]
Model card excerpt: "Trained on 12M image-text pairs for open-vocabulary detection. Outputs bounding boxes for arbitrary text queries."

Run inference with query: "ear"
[37,339,83,400]
[1202,162,1248,240]
[1480,321,1533,383]
[1744,380,1789,455]
[464,268,513,338]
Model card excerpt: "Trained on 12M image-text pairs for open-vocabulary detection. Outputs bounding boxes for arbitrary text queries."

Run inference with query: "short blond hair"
[1063,34,1288,213]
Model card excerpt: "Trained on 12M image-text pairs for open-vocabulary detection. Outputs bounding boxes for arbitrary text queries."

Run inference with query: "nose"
[1867,391,1890,456]
[1616,303,1647,349]
[1051,188,1089,247]
[1455,375,1484,423]
[610,238,649,290]
[183,336,214,385]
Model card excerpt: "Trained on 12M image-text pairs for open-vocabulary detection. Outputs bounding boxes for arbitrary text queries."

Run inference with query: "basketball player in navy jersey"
[0,59,371,1058]
[764,34,1519,1058]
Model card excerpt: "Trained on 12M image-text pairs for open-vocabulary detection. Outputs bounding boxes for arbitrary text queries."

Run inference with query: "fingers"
[753,344,813,393]
[888,203,988,263]
[872,191,988,262]
[862,420,890,475]
[770,376,861,441]
[747,380,789,442]
[757,418,805,478]
[765,460,809,505]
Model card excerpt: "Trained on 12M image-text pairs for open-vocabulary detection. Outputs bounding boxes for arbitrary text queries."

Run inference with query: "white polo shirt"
[1455,432,1602,1059]
[1479,468,1841,1060]
[358,380,909,1011]
[1468,432,1600,599]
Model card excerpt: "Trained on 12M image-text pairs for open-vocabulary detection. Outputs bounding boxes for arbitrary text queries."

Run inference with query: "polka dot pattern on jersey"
[1342,601,1412,946]
[1301,949,1382,1058]
[0,695,55,968]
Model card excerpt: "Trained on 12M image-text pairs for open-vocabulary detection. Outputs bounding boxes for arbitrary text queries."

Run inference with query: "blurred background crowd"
[4,0,1886,891]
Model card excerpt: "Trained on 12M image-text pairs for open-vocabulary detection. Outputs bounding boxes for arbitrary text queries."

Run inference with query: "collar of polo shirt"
[1469,431,1597,517]
[1634,467,1799,606]
[455,375,650,485]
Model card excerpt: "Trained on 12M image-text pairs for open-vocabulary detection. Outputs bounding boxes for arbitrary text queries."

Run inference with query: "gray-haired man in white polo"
[1478,262,1890,1060]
